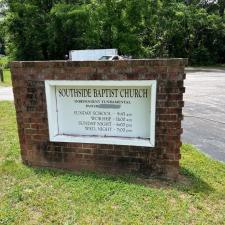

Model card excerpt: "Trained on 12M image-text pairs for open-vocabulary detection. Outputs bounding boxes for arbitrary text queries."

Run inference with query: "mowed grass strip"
[0,70,11,87]
[0,101,225,225]
[0,56,11,87]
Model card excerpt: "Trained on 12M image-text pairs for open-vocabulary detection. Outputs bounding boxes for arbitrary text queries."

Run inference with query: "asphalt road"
[182,67,225,162]
[0,68,225,162]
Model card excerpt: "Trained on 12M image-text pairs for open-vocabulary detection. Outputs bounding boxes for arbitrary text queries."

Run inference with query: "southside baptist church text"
[58,88,148,98]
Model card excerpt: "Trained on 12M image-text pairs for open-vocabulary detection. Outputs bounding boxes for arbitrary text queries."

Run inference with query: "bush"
[0,56,9,69]
[191,46,212,65]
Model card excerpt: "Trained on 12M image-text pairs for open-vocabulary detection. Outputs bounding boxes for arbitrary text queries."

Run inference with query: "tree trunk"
[0,68,4,83]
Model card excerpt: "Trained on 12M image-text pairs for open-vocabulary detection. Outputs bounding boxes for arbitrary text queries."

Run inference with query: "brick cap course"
[10,58,188,68]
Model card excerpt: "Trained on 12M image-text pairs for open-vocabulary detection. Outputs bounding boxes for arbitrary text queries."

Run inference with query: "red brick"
[11,59,186,180]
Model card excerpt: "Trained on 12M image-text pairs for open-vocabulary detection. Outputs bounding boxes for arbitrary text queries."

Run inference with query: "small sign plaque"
[45,80,156,147]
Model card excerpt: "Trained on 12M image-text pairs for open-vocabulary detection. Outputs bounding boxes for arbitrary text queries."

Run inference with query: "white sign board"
[45,80,156,147]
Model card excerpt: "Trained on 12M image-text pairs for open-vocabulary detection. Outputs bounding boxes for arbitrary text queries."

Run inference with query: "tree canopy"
[1,0,225,64]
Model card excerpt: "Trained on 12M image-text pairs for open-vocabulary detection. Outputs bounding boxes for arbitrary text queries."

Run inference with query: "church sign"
[11,59,187,179]
[45,80,157,147]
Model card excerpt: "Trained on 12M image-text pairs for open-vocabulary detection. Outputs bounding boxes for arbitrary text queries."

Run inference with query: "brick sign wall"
[11,59,187,179]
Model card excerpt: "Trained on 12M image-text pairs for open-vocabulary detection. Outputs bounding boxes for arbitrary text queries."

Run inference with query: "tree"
[47,3,90,59]
[1,0,225,64]
[86,0,142,56]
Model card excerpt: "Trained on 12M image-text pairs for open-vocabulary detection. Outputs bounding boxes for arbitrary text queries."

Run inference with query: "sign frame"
[45,80,157,147]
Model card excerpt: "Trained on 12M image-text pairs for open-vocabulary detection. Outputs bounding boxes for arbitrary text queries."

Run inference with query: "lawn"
[0,56,11,87]
[0,69,11,87]
[0,101,225,225]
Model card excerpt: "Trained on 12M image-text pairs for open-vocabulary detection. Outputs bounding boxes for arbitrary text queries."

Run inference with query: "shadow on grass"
[29,164,214,195]
[1,157,213,195]
[176,167,214,194]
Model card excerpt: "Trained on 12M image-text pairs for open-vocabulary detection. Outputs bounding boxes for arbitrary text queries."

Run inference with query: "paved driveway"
[182,67,225,162]
[0,87,13,101]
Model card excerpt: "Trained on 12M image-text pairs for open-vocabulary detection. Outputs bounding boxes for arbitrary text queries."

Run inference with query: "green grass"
[0,69,12,87]
[0,56,11,87]
[192,65,225,69]
[0,101,225,225]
